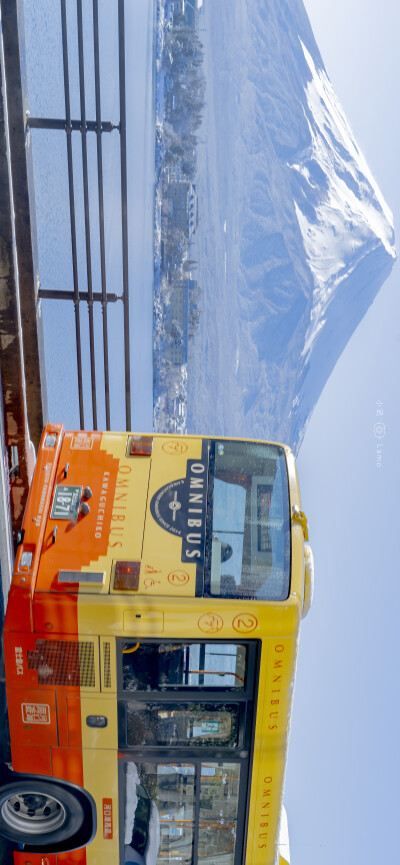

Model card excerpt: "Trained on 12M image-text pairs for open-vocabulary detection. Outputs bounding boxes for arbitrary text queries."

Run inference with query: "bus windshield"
[206,441,291,600]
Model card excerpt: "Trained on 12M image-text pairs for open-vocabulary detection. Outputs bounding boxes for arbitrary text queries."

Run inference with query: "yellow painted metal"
[245,636,299,865]
[81,746,119,865]
[78,636,101,694]
[80,696,118,750]
[72,433,308,865]
[78,692,119,864]
[100,635,117,693]
[123,608,165,632]
[77,594,301,641]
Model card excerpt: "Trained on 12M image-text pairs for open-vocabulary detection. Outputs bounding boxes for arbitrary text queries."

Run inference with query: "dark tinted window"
[122,642,247,691]
[126,703,239,748]
[119,639,258,865]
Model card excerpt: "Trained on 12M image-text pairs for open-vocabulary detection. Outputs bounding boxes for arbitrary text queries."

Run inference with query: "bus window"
[126,703,239,748]
[124,762,194,865]
[122,642,247,691]
[123,761,241,865]
[199,763,241,863]
[206,440,291,600]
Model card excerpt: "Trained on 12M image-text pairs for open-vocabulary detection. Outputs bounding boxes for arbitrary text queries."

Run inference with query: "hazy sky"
[286,2,400,863]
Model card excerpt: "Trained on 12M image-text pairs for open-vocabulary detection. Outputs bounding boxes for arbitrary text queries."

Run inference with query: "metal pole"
[77,0,97,429]
[60,0,84,428]
[38,288,120,303]
[118,0,131,431]
[27,117,116,133]
[93,0,111,429]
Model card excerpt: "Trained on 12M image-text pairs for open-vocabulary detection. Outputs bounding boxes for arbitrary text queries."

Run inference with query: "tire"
[0,779,84,847]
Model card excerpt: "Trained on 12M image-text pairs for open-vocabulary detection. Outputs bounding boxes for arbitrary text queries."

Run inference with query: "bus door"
[117,639,259,865]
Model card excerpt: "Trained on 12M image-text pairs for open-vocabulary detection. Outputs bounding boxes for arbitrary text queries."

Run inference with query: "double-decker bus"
[0,425,313,865]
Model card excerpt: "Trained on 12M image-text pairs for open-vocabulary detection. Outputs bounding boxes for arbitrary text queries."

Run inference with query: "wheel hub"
[2,790,66,835]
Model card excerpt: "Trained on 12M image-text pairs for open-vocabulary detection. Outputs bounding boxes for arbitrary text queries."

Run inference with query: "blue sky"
[24,0,155,431]
[285,2,400,863]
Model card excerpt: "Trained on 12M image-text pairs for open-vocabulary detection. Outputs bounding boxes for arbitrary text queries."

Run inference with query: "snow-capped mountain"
[186,0,395,451]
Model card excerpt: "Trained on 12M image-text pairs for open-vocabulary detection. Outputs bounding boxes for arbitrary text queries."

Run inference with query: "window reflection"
[199,764,240,864]
[136,763,194,865]
[123,761,240,865]
[122,641,247,691]
[208,440,290,600]
[126,703,239,748]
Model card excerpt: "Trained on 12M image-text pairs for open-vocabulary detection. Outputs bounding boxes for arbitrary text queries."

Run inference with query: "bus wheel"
[0,779,84,847]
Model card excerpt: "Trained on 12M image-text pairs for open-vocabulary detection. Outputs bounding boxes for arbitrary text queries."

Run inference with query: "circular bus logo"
[198,613,223,634]
[162,440,189,456]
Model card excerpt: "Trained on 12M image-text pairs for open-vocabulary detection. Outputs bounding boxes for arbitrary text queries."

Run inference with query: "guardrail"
[0,0,47,540]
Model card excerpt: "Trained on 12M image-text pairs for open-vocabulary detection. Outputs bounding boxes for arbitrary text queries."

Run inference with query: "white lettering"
[191,463,205,474]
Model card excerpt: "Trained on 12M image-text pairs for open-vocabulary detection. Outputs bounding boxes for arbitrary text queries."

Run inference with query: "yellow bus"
[1,425,313,865]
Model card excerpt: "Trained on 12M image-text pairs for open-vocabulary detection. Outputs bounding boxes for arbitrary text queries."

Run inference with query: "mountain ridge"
[181,0,396,450]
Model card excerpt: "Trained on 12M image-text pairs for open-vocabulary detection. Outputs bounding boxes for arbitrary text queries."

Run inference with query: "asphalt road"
[0,364,13,738]
[0,370,13,612]
[0,371,15,862]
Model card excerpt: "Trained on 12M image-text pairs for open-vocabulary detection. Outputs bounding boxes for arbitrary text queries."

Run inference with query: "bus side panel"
[4,610,86,788]
[52,747,84,789]
[14,854,57,865]
[5,656,84,785]
[58,853,86,864]
[10,742,52,776]
[5,424,65,634]
[81,749,119,865]
[33,593,82,633]
[6,687,58,746]
[246,635,299,865]
[35,432,119,594]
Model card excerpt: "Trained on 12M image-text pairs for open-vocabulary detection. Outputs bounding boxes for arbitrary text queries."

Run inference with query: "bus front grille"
[27,639,96,688]
[103,641,111,688]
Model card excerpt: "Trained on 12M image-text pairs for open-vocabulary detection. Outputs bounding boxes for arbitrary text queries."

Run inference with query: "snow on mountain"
[186,0,395,451]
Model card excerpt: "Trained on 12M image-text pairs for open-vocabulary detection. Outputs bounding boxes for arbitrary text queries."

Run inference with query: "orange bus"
[1,425,313,865]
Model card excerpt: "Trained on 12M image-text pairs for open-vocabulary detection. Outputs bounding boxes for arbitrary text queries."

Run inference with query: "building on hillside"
[165,279,197,364]
[167,0,198,28]
[167,181,198,238]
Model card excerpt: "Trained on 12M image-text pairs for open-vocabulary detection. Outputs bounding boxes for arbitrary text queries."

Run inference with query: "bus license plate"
[51,485,82,520]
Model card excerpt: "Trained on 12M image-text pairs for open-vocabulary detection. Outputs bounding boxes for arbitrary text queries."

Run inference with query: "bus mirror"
[302,543,314,618]
[291,505,309,541]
